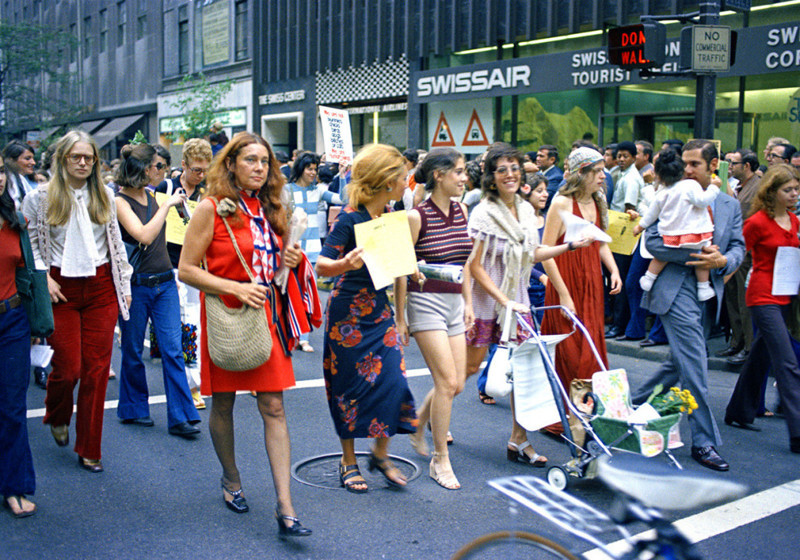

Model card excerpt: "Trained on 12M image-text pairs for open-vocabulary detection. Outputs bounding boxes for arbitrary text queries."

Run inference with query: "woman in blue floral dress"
[316,144,417,493]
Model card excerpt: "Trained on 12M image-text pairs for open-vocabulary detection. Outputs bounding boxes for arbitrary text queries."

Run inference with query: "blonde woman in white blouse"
[23,131,132,473]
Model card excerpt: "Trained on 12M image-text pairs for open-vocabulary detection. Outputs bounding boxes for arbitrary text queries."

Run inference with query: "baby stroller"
[509,306,683,490]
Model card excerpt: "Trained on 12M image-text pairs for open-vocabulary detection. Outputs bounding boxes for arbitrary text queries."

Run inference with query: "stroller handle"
[516,306,609,373]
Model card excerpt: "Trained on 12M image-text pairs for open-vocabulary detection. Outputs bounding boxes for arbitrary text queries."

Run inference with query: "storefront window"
[349,110,408,151]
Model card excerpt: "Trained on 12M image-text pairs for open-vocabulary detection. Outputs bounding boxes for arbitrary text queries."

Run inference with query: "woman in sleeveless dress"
[540,147,622,434]
[179,132,311,538]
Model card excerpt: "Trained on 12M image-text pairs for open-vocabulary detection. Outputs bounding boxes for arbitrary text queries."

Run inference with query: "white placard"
[319,105,354,166]
[772,246,800,296]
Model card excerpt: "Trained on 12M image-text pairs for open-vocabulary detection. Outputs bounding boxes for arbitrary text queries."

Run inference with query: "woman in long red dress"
[179,132,310,538]
[540,147,622,434]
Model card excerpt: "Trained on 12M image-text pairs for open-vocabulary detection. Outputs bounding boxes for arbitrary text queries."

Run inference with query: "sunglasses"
[154,162,166,170]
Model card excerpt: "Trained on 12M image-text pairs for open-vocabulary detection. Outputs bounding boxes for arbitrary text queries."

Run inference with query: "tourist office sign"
[409,21,800,103]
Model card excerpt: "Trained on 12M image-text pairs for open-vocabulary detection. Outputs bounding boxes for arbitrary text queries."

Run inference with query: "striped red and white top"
[409,198,472,294]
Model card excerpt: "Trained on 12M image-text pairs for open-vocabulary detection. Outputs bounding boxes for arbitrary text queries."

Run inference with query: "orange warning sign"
[461,109,489,147]
[431,112,456,147]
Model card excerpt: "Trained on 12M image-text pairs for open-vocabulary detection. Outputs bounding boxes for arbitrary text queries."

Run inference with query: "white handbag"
[484,303,516,399]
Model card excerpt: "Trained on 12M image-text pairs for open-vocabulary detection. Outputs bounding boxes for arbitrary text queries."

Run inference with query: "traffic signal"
[608,22,667,69]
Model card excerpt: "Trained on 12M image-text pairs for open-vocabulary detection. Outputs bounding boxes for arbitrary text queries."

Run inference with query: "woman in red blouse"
[0,156,37,517]
[725,163,800,454]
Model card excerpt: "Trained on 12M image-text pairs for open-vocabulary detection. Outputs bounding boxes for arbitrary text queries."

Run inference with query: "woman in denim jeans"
[0,155,37,516]
[115,143,201,438]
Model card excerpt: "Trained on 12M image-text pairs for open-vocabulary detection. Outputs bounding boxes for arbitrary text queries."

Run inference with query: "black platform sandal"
[339,462,368,493]
[276,507,312,537]
[221,478,249,513]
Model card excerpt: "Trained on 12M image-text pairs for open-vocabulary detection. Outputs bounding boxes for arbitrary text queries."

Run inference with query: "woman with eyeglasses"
[22,131,132,473]
[155,138,212,269]
[146,144,171,191]
[464,143,591,467]
[114,144,201,438]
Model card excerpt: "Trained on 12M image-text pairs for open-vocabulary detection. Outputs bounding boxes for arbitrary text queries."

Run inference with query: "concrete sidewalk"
[606,332,742,373]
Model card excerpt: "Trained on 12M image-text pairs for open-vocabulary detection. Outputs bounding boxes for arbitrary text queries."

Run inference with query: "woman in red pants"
[23,131,132,473]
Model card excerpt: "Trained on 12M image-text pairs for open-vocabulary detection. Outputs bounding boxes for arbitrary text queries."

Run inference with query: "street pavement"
[4,294,799,559]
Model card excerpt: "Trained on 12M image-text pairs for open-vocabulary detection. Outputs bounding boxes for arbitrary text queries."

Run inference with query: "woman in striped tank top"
[396,148,473,490]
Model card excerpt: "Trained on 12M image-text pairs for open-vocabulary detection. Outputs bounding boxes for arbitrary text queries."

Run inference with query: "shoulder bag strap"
[208,196,256,283]
[165,178,174,197]
[16,211,36,271]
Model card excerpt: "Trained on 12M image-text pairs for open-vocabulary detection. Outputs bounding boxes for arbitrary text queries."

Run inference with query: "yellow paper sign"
[354,210,416,290]
[607,209,641,255]
[154,193,198,246]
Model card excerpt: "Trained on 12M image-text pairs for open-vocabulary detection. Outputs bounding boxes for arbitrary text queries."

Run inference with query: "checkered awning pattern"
[316,55,409,104]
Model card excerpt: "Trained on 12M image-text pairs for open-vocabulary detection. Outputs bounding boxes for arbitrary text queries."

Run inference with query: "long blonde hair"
[46,130,111,226]
[348,144,406,208]
[558,163,609,230]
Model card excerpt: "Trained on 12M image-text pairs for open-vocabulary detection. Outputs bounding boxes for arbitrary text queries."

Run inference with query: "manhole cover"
[292,451,421,489]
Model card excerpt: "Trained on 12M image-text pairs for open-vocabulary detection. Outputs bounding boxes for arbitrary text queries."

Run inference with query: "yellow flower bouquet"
[646,385,699,415]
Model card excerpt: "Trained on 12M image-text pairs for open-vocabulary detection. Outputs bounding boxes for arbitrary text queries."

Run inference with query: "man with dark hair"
[792,151,800,172]
[635,140,654,177]
[605,141,642,339]
[767,143,797,167]
[661,139,684,153]
[633,139,745,472]
[537,144,563,210]
[719,149,760,365]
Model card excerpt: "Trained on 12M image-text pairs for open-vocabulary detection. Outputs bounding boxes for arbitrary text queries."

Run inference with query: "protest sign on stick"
[319,105,354,166]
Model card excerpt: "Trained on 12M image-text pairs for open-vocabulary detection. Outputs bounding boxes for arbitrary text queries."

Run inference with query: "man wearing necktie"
[633,139,745,472]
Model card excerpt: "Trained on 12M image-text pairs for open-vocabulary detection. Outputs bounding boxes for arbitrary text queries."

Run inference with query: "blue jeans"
[0,303,35,497]
[625,244,667,342]
[118,278,199,428]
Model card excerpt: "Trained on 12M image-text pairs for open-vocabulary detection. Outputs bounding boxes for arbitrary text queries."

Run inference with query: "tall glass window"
[117,0,126,47]
[178,5,189,74]
[235,0,248,61]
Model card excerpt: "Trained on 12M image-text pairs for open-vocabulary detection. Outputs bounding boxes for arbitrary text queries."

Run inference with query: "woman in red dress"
[540,148,622,434]
[179,132,310,537]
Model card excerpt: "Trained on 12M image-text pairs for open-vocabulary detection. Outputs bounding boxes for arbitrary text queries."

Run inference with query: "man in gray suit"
[633,139,746,471]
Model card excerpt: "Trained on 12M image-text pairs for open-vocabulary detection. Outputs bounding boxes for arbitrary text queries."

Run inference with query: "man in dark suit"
[633,139,746,471]
[537,145,563,211]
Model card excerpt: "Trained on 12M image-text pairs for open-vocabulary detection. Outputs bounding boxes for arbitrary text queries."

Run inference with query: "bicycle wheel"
[451,530,580,560]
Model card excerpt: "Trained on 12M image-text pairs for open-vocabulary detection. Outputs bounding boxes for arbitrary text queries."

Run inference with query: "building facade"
[254,0,799,159]
[2,1,798,161]
[0,0,253,161]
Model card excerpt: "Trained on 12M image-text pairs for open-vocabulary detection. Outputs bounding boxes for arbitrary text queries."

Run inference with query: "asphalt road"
[4,294,799,559]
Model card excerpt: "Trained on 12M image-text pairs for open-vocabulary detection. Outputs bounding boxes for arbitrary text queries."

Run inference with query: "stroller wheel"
[547,466,570,491]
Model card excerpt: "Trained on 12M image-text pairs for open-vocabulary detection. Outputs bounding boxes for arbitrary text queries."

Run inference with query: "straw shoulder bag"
[205,207,273,371]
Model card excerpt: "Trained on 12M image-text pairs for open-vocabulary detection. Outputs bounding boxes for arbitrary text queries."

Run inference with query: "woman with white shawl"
[23,131,132,473]
[465,143,590,467]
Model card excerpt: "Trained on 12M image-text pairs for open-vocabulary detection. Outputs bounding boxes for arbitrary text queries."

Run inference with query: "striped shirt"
[410,198,472,294]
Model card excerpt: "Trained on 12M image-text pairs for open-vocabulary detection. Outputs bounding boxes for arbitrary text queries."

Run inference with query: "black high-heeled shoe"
[275,507,312,537]
[221,478,249,513]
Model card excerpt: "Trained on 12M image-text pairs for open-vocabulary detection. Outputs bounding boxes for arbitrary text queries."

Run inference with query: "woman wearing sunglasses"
[114,143,201,439]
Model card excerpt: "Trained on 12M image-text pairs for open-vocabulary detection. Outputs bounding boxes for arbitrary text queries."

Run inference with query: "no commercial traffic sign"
[689,25,732,72]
